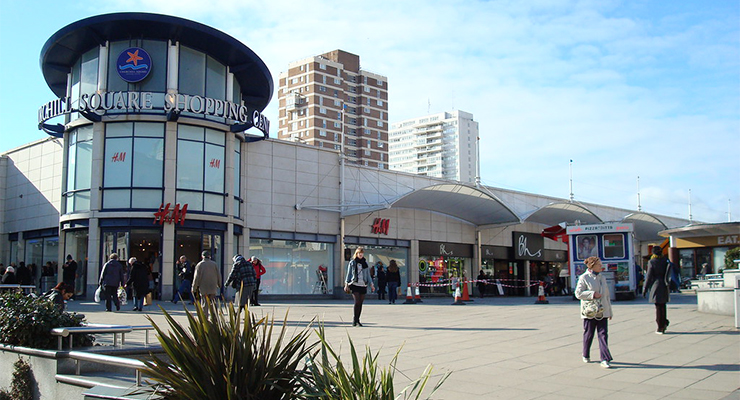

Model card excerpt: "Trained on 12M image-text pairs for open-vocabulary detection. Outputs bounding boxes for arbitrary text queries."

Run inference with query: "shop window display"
[345,245,408,297]
[418,256,468,295]
[250,239,333,295]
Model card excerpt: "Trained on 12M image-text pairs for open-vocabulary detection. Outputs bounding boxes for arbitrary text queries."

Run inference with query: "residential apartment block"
[277,50,389,168]
[389,110,479,183]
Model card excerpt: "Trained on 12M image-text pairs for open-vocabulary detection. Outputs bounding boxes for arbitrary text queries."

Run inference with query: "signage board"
[116,47,152,83]
[38,91,270,136]
[513,231,545,261]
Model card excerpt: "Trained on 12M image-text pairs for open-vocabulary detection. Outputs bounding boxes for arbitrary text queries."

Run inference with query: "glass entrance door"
[174,230,223,289]
[103,231,129,265]
[696,248,712,275]
[102,229,162,296]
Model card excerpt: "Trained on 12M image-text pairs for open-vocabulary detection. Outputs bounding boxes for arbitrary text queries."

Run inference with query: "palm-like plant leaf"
[142,298,316,399]
[302,325,450,400]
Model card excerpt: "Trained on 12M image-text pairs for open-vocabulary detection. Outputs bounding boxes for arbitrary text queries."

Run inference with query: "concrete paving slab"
[57,292,738,399]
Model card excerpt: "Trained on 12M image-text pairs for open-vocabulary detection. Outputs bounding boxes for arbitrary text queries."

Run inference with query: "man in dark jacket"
[172,255,194,304]
[99,253,125,312]
[15,262,33,286]
[63,255,78,299]
[643,246,670,334]
[1,266,17,284]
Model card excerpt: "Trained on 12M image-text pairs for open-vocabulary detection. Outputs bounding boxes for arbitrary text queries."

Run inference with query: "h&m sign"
[371,218,390,235]
[153,203,188,225]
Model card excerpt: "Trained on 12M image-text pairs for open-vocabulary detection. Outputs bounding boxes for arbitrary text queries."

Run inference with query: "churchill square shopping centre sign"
[38,91,270,136]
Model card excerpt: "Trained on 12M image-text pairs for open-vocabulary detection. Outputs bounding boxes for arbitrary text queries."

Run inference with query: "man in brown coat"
[192,250,221,318]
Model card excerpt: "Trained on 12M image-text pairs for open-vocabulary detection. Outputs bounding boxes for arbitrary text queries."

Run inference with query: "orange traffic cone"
[452,286,466,305]
[403,283,416,304]
[462,281,472,301]
[414,285,423,303]
[535,282,549,304]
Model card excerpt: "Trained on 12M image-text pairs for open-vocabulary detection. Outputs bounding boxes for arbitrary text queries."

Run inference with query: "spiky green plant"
[143,299,317,400]
[301,325,450,400]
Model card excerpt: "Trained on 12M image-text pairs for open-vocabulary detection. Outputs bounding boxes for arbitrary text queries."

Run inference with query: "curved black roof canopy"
[40,12,273,111]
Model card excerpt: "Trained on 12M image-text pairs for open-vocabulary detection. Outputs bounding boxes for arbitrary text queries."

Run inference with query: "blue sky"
[1,0,738,223]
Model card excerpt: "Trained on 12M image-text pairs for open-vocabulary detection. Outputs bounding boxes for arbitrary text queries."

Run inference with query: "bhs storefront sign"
[513,232,544,261]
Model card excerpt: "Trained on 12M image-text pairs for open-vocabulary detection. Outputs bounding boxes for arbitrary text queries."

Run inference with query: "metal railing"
[0,284,37,294]
[51,324,156,350]
[62,351,147,387]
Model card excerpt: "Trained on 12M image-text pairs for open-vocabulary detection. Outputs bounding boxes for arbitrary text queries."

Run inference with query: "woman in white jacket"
[575,256,613,368]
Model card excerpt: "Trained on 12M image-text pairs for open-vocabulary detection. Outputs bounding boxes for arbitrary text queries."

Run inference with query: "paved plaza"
[65,292,739,399]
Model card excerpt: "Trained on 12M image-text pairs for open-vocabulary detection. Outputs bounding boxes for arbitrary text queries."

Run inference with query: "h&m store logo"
[371,218,390,235]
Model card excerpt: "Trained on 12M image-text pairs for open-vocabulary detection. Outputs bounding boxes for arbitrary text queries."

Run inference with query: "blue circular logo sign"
[116,47,152,83]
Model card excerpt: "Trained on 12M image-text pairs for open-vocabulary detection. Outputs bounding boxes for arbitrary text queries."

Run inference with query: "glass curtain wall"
[103,122,164,209]
[233,139,242,219]
[24,237,59,291]
[64,126,93,213]
[69,47,98,121]
[176,125,226,213]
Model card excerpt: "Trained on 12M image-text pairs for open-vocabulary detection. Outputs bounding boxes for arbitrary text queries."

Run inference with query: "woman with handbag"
[344,247,374,326]
[575,256,613,368]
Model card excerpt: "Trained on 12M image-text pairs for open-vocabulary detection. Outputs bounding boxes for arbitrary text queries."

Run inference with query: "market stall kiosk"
[567,223,636,300]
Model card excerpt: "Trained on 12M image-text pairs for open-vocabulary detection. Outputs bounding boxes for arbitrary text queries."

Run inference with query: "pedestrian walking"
[225,254,256,311]
[1,266,17,284]
[375,261,387,300]
[669,259,681,293]
[99,253,125,312]
[126,257,150,312]
[386,259,401,304]
[344,247,374,326]
[644,246,671,334]
[250,256,266,306]
[575,256,613,368]
[476,269,487,298]
[63,255,78,299]
[192,250,221,318]
[15,262,33,286]
[172,255,194,304]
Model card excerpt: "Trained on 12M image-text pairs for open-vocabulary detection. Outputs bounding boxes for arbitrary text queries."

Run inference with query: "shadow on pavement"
[612,362,740,371]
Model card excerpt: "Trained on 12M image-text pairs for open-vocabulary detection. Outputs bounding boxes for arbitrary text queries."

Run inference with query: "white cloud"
[6,0,738,223]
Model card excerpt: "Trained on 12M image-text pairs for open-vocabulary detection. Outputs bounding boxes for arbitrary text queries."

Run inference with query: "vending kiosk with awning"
[567,223,637,300]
